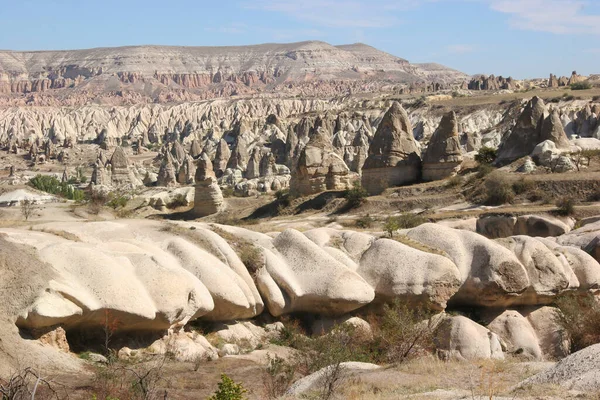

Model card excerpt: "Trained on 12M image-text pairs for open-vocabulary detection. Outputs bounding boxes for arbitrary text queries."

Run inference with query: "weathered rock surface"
[257,229,375,316]
[422,111,463,181]
[434,315,504,361]
[541,110,571,149]
[477,214,572,239]
[361,102,421,194]
[521,343,600,391]
[2,220,600,374]
[290,129,352,196]
[287,362,381,396]
[356,238,461,310]
[193,154,225,217]
[406,223,530,307]
[497,97,548,163]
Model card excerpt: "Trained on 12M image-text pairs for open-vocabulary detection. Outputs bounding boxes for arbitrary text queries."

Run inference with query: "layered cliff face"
[0,41,467,105]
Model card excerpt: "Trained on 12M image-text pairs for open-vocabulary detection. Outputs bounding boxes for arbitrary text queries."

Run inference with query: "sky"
[0,0,598,79]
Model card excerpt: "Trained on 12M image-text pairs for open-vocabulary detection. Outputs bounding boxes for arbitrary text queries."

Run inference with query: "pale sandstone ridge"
[361,102,421,194]
[193,153,225,217]
[1,220,600,371]
[422,111,463,181]
[0,41,467,104]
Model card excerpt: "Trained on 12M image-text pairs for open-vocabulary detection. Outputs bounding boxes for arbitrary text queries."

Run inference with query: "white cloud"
[245,0,433,28]
[446,44,475,54]
[243,0,600,35]
[487,0,600,35]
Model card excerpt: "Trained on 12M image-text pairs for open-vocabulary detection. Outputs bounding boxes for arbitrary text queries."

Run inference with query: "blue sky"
[0,0,598,78]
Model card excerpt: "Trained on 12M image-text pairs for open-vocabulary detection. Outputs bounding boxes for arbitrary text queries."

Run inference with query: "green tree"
[208,374,247,400]
[384,217,400,238]
[475,147,497,165]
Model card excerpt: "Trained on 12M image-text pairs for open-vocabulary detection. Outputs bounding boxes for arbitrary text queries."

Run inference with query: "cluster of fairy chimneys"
[548,71,587,88]
[287,101,465,197]
[0,135,73,164]
[496,96,599,167]
[359,102,464,195]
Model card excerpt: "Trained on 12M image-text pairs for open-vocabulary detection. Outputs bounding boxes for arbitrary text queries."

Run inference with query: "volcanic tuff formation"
[422,111,463,181]
[0,41,467,105]
[361,102,421,194]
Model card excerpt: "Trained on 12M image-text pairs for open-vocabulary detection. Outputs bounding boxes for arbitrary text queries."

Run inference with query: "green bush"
[397,213,428,229]
[106,194,128,210]
[369,300,437,364]
[570,81,592,90]
[555,196,576,216]
[275,189,292,208]
[343,182,368,208]
[29,174,85,201]
[384,217,400,238]
[475,147,497,165]
[208,374,247,400]
[484,174,514,205]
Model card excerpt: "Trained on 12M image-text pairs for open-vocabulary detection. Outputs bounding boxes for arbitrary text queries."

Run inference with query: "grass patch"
[38,228,81,242]
[211,226,264,275]
[393,235,448,257]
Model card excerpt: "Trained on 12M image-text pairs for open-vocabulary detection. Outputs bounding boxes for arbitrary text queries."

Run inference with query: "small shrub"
[355,214,374,229]
[167,193,188,209]
[527,189,553,204]
[369,300,437,364]
[222,187,235,198]
[209,374,247,400]
[512,177,534,195]
[475,147,497,165]
[556,291,600,352]
[484,174,515,205]
[395,213,428,229]
[20,198,36,221]
[476,163,495,178]
[588,188,600,202]
[275,189,290,206]
[593,95,600,102]
[570,81,592,90]
[343,182,368,208]
[238,244,263,275]
[384,216,400,238]
[262,355,296,400]
[555,196,576,216]
[446,175,464,188]
[106,194,128,210]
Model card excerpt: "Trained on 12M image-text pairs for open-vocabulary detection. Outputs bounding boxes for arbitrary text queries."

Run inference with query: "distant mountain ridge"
[0,41,468,106]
